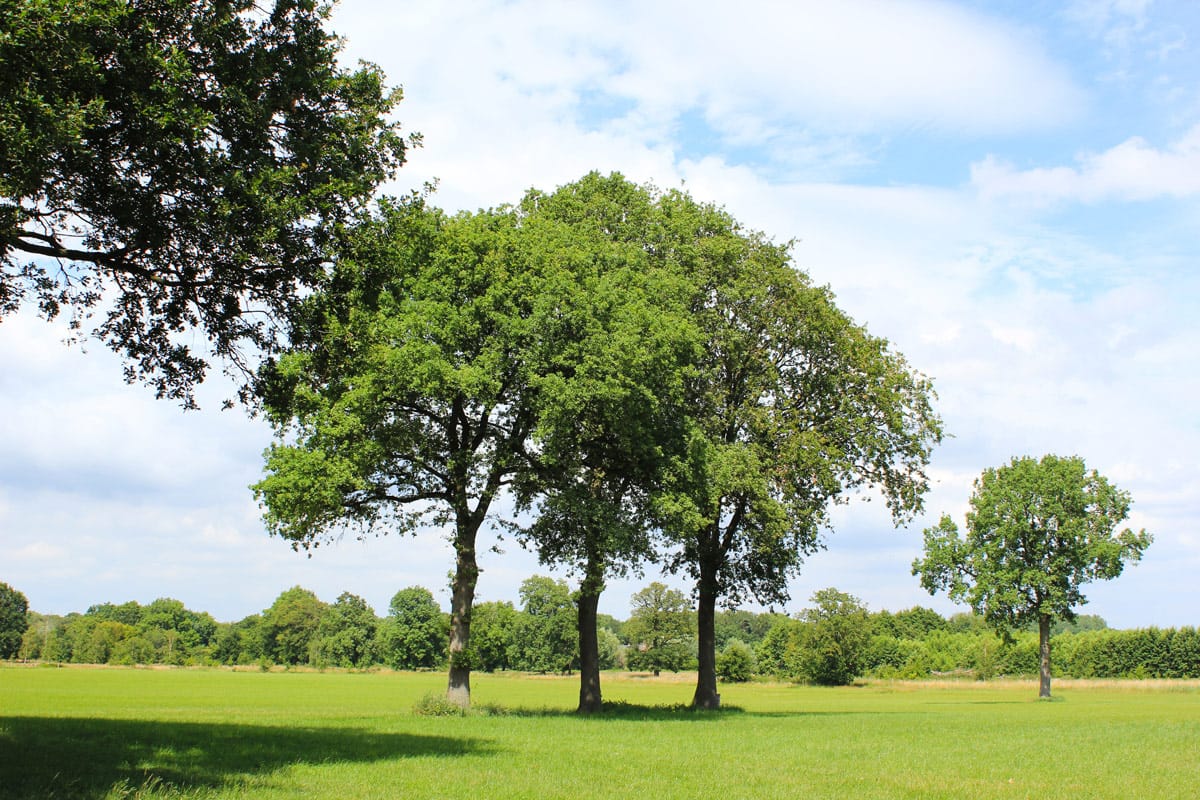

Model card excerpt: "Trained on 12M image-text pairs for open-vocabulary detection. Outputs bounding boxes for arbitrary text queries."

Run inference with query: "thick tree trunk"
[692,574,720,710]
[447,530,479,708]
[576,585,603,713]
[1038,613,1052,699]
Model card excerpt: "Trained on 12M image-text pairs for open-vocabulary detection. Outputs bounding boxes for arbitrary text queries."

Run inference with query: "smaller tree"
[470,600,519,672]
[0,582,29,659]
[795,588,871,686]
[261,587,328,666]
[716,639,755,682]
[312,592,379,668]
[378,587,448,670]
[914,454,1152,698]
[511,576,577,674]
[624,582,695,676]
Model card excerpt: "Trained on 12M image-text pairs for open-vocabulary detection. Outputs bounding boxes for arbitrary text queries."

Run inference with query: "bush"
[412,692,468,717]
[716,640,755,682]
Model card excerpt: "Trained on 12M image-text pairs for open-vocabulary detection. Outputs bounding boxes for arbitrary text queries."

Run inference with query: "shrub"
[716,640,755,682]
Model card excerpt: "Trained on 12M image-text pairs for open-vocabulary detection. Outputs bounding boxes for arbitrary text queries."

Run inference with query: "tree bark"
[1038,613,1052,699]
[576,582,603,713]
[692,572,720,710]
[446,528,479,708]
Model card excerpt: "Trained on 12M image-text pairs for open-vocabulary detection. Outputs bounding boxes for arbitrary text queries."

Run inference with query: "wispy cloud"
[971,125,1200,204]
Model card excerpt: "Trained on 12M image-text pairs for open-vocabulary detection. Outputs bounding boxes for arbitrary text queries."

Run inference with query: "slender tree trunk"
[692,570,720,710]
[447,527,479,708]
[1038,613,1052,699]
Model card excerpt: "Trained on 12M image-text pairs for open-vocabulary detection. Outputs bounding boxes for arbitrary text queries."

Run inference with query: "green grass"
[2,666,1197,799]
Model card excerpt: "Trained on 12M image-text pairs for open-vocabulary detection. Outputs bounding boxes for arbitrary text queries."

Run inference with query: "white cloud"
[333,0,1082,202]
[972,125,1200,204]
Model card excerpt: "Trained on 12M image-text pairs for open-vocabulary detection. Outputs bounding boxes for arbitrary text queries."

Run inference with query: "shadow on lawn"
[0,716,492,799]
[498,702,876,721]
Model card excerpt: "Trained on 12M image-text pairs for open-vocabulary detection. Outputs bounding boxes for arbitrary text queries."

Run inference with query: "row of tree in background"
[4,580,1195,682]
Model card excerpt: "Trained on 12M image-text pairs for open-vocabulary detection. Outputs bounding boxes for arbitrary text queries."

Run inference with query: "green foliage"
[0,0,410,403]
[253,196,562,700]
[378,587,447,670]
[914,455,1151,635]
[596,627,625,670]
[411,691,470,717]
[638,184,942,706]
[261,587,327,666]
[511,577,577,673]
[469,601,519,672]
[1054,627,1200,679]
[714,610,782,650]
[624,582,695,675]
[914,454,1152,695]
[716,639,756,682]
[0,581,29,658]
[794,589,872,686]
[311,592,379,668]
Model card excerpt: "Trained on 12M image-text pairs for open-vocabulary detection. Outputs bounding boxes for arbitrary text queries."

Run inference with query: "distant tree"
[872,607,947,640]
[914,454,1152,698]
[596,627,625,670]
[511,576,577,674]
[213,614,265,666]
[377,587,447,670]
[312,592,379,668]
[136,598,217,664]
[716,639,755,683]
[0,582,30,659]
[795,588,872,686]
[755,616,800,678]
[624,582,695,677]
[1,0,410,404]
[86,601,144,627]
[469,600,519,672]
[714,610,782,650]
[261,587,327,666]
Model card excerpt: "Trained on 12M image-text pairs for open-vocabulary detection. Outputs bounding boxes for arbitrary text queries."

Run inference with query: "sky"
[2,0,1198,629]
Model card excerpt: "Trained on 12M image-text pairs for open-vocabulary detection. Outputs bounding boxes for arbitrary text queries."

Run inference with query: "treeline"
[748,589,1200,684]
[7,579,1198,681]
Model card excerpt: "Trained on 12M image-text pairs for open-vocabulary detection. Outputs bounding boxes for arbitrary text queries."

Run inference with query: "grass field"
[1,665,1197,799]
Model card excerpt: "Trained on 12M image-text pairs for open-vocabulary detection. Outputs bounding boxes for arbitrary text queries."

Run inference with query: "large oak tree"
[253,197,543,705]
[651,192,944,709]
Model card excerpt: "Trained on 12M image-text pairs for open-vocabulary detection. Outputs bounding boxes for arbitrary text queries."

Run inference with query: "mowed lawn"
[1,666,1197,799]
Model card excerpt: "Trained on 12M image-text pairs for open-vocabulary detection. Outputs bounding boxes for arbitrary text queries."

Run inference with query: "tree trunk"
[576,582,603,713]
[446,529,480,708]
[1038,613,1052,699]
[692,573,720,710]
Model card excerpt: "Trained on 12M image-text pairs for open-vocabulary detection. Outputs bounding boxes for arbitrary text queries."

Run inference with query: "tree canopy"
[913,454,1152,697]
[624,582,695,676]
[0,582,29,659]
[0,0,410,404]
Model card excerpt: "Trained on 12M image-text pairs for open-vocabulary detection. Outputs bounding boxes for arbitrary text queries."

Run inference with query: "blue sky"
[2,0,1197,627]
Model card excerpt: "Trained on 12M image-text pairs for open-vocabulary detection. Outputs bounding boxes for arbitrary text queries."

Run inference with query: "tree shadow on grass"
[493,702,881,722]
[489,701,748,721]
[0,716,493,799]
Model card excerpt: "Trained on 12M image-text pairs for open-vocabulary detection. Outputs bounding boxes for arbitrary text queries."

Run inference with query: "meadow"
[1,666,1197,799]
